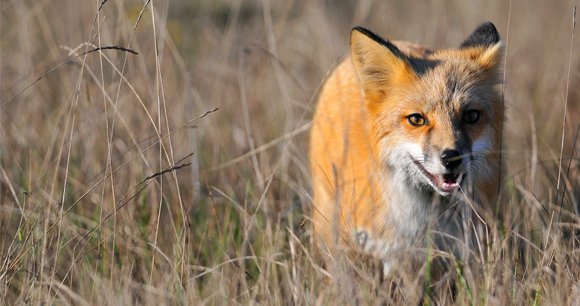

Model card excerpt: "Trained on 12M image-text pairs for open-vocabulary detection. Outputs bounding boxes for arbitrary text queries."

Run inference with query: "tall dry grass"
[1,0,580,304]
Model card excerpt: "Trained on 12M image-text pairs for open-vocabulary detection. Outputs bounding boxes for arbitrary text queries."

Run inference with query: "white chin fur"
[385,142,435,192]
[385,142,464,196]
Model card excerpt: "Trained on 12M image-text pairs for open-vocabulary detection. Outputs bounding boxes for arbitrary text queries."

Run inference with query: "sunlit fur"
[309,25,504,276]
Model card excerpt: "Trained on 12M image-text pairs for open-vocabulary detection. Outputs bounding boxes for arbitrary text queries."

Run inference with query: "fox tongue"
[438,173,460,192]
[443,173,459,183]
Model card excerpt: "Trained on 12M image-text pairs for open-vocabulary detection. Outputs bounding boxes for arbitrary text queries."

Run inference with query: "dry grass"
[1,0,580,304]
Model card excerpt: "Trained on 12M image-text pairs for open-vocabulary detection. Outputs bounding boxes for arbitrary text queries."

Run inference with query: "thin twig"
[498,0,512,199]
[1,46,138,109]
[556,6,577,227]
[140,162,192,183]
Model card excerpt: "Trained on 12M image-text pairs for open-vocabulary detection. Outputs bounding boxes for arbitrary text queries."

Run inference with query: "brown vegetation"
[1,0,580,304]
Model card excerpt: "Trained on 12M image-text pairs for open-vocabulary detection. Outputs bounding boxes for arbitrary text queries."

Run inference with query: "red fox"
[309,23,504,275]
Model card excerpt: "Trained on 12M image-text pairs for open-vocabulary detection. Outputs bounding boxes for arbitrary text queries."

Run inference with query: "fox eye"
[408,114,426,126]
[463,110,480,124]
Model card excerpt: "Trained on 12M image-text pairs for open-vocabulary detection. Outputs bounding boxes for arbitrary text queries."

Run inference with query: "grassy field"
[1,0,580,304]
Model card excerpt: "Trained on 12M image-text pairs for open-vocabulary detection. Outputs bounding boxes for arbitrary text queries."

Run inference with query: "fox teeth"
[412,158,462,193]
[429,173,460,192]
[436,173,461,192]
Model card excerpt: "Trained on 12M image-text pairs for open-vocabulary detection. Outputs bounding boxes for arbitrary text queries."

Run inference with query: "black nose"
[441,149,462,169]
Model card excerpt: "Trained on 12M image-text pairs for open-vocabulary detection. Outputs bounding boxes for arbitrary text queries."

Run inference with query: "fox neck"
[381,166,458,241]
[356,166,469,272]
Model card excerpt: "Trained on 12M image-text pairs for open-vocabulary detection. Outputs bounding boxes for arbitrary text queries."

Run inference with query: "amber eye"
[408,114,426,126]
[463,110,480,124]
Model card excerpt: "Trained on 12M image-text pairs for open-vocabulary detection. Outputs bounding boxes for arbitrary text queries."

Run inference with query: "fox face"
[350,23,504,198]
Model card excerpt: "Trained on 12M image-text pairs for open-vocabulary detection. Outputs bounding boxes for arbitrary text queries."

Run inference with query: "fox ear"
[350,27,415,99]
[459,22,501,49]
[460,22,504,73]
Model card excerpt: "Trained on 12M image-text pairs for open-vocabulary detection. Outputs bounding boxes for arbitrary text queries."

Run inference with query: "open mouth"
[412,159,463,194]
[433,173,462,192]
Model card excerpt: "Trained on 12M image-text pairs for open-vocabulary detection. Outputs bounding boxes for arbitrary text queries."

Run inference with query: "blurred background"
[1,0,580,304]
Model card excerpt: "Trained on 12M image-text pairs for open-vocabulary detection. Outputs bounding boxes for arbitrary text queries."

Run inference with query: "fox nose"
[441,149,462,169]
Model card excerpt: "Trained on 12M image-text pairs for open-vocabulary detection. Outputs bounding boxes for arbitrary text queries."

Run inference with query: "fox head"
[350,23,504,197]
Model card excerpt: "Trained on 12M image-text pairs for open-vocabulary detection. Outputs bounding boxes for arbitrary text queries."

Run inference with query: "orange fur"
[310,23,504,275]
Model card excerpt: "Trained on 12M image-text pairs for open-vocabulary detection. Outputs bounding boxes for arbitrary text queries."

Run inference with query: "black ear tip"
[351,26,367,34]
[350,27,381,41]
[350,26,407,60]
[459,22,501,49]
[475,22,499,39]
